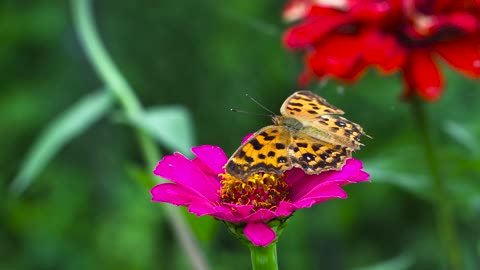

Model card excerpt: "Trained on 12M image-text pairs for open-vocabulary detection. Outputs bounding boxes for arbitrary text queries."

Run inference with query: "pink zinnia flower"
[283,0,480,101]
[151,144,369,247]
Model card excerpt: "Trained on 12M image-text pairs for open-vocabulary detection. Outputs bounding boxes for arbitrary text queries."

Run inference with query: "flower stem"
[410,97,463,270]
[71,1,209,269]
[250,244,279,270]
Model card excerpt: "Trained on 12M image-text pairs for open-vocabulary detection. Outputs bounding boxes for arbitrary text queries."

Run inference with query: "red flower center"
[220,173,291,211]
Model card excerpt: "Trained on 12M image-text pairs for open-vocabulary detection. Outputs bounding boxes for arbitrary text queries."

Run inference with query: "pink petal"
[435,36,480,77]
[288,159,366,200]
[191,145,228,176]
[243,209,278,223]
[186,203,218,216]
[288,174,328,199]
[224,204,255,217]
[345,158,363,168]
[151,183,209,205]
[351,170,370,182]
[235,205,255,217]
[153,153,219,201]
[276,201,298,216]
[293,185,348,208]
[403,49,443,101]
[187,203,238,222]
[244,223,277,247]
[241,133,255,144]
[284,168,307,186]
[192,158,216,176]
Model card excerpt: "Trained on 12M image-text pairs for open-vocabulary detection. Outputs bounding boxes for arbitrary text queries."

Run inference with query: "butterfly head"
[271,115,283,125]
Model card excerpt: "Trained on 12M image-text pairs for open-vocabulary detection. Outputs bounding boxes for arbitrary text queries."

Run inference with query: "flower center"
[220,173,291,211]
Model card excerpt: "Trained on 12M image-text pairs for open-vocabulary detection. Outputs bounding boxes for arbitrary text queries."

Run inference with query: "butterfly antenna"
[230,108,271,117]
[245,94,276,115]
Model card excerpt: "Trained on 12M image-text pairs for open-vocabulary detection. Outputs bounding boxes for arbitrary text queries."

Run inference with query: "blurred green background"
[2,1,480,269]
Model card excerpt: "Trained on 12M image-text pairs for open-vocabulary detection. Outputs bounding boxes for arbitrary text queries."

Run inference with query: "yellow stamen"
[219,172,291,211]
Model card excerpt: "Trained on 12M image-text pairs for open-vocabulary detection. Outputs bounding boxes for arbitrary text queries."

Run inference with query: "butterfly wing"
[281,90,366,150]
[280,90,345,117]
[225,126,293,180]
[288,132,352,174]
[314,114,365,149]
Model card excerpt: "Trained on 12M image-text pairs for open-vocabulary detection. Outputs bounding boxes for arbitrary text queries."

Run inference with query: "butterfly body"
[272,116,302,131]
[226,91,367,181]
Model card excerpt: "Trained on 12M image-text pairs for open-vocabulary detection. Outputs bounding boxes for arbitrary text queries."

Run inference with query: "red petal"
[339,59,368,81]
[308,44,360,80]
[349,0,392,23]
[448,0,480,13]
[403,49,443,101]
[306,51,326,78]
[283,15,351,48]
[308,5,347,18]
[429,13,479,34]
[307,29,380,81]
[434,36,480,77]
[298,68,315,87]
[363,30,407,73]
[420,0,455,12]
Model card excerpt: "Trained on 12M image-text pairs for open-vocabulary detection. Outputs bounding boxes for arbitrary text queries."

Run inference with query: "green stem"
[250,244,279,270]
[410,97,463,270]
[71,1,209,269]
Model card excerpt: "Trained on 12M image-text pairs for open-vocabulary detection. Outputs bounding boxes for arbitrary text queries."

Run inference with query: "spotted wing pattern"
[225,90,367,181]
[314,114,365,149]
[288,133,351,174]
[280,90,344,117]
[281,90,366,150]
[225,126,293,181]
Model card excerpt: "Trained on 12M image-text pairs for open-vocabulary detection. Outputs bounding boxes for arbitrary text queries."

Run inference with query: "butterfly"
[225,90,367,181]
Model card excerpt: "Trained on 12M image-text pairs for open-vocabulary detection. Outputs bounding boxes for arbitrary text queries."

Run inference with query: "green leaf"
[354,253,415,270]
[182,207,218,243]
[442,120,480,156]
[10,90,114,195]
[365,166,431,199]
[126,164,158,190]
[128,106,195,154]
[363,150,432,200]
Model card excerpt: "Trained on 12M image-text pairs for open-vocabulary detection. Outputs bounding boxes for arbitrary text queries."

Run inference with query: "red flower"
[283,0,480,101]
